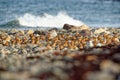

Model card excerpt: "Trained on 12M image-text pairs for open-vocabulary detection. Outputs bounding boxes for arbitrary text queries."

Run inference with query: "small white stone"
[79,25,90,30]
[94,28,110,34]
[97,43,105,47]
[114,38,119,42]
[50,30,57,39]
[86,41,94,48]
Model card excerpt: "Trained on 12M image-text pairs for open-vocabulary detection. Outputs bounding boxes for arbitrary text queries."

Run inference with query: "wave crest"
[18,12,84,28]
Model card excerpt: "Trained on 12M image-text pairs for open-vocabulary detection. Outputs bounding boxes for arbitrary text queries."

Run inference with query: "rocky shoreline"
[0,27,120,80]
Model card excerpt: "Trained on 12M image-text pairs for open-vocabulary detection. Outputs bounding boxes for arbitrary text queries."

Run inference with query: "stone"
[87,72,115,80]
[33,30,41,35]
[63,24,74,30]
[94,28,110,34]
[49,28,58,31]
[49,30,57,39]
[27,30,34,34]
[10,29,18,33]
[86,41,94,48]
[63,24,89,31]
[79,30,91,36]
[96,43,105,47]
[100,60,120,74]
[5,36,11,42]
[18,30,25,35]
[78,25,90,30]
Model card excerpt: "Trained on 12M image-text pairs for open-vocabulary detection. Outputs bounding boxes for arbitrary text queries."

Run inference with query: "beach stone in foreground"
[0,28,120,80]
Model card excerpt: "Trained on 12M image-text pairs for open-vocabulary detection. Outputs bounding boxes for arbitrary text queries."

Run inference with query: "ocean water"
[0,0,120,29]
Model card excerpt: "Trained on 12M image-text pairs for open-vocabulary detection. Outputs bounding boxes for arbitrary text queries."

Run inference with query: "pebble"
[94,28,110,34]
[87,72,115,80]
[49,30,57,39]
[79,29,91,36]
[63,24,89,31]
[100,60,120,74]
[0,28,119,80]
[26,30,34,34]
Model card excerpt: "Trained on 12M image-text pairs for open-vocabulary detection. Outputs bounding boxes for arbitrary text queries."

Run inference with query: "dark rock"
[34,30,41,35]
[49,28,58,31]
[63,24,74,30]
[34,31,45,35]
[79,30,91,36]
[63,24,90,31]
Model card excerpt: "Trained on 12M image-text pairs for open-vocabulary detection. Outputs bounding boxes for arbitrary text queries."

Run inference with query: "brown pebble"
[86,55,97,61]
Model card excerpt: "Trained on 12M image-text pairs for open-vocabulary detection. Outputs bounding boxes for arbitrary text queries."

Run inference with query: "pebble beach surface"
[0,27,120,80]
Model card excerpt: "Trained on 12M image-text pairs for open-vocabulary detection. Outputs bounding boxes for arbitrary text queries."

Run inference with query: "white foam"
[18,12,84,28]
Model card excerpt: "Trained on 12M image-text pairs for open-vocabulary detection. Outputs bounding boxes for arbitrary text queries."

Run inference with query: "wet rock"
[63,24,89,31]
[63,24,74,30]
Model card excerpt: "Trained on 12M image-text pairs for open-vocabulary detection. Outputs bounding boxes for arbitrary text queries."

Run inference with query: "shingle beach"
[0,25,120,80]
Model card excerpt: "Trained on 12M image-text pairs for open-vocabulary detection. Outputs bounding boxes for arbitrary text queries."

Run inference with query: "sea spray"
[18,12,84,28]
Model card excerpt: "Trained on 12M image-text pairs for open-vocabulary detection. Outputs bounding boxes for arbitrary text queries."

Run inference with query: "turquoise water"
[0,0,120,29]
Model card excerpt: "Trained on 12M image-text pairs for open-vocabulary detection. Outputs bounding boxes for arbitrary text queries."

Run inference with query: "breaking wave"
[18,12,85,28]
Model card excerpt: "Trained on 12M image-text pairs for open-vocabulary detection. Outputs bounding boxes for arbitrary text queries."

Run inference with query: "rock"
[63,24,90,31]
[49,30,57,39]
[5,36,11,42]
[112,53,120,63]
[0,72,29,80]
[94,28,110,34]
[63,24,74,30]
[0,48,11,58]
[33,30,41,35]
[100,60,120,74]
[18,30,25,35]
[87,72,115,80]
[96,43,105,47]
[27,30,34,34]
[86,41,94,48]
[10,29,18,33]
[49,28,58,31]
[78,25,90,30]
[79,30,91,36]
[53,68,69,80]
[34,30,46,35]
